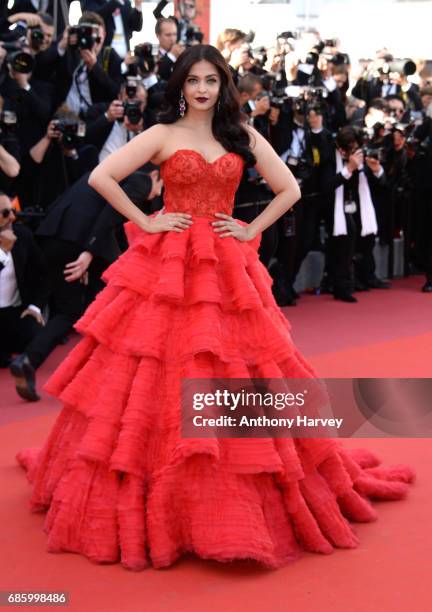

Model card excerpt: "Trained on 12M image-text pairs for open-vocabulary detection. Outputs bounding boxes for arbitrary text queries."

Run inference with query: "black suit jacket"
[0,75,54,152]
[36,171,152,262]
[0,223,47,310]
[321,152,387,201]
[350,78,422,110]
[82,0,143,52]
[157,53,175,81]
[54,45,122,111]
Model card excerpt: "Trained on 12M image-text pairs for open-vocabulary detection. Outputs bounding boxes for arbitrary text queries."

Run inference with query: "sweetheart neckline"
[160,148,241,167]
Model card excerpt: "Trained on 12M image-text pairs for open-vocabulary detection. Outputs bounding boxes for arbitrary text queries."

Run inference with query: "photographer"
[238,73,271,138]
[0,192,46,399]
[352,54,421,111]
[383,124,413,274]
[19,106,99,212]
[51,11,122,115]
[216,28,247,62]
[269,97,333,305]
[124,42,165,124]
[9,166,162,401]
[321,126,389,302]
[155,17,184,81]
[82,0,143,60]
[0,31,54,154]
[386,94,408,123]
[82,79,148,158]
[230,73,275,267]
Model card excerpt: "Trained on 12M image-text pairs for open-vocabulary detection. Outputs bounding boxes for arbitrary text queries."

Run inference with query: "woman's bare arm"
[88,124,183,232]
[243,125,301,239]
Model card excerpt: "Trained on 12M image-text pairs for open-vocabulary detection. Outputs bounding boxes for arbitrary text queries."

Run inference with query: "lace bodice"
[160,149,244,217]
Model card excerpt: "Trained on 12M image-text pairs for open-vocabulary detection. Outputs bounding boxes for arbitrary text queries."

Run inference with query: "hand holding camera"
[170,42,185,59]
[68,23,102,68]
[106,100,125,122]
[46,120,62,141]
[252,95,270,117]
[365,156,382,174]
[347,149,364,172]
[7,13,42,28]
[80,48,98,70]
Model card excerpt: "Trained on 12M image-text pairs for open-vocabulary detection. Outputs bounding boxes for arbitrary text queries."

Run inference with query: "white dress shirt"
[99,121,135,162]
[111,9,128,60]
[159,47,177,64]
[0,248,41,315]
[0,248,20,308]
[66,62,93,115]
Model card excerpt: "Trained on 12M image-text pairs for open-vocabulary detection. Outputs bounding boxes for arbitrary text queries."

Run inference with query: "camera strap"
[102,47,112,74]
[74,63,92,112]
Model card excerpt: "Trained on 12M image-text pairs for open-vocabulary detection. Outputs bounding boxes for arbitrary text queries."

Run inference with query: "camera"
[286,86,328,116]
[129,43,155,77]
[185,25,203,46]
[125,77,139,99]
[123,101,143,125]
[324,38,337,48]
[29,26,44,50]
[52,119,86,148]
[2,40,35,74]
[68,24,101,51]
[362,146,384,161]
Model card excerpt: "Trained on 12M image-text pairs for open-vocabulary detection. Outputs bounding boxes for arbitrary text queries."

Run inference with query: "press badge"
[344,201,357,213]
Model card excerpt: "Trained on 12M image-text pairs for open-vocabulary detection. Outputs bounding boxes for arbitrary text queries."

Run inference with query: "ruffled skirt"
[17,219,416,570]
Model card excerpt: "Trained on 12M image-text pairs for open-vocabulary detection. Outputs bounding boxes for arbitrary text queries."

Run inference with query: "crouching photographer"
[0,192,47,399]
[321,126,389,303]
[8,165,162,401]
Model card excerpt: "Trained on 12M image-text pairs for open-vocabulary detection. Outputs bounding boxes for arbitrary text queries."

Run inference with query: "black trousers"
[0,305,43,363]
[25,237,107,369]
[271,196,324,289]
[413,190,432,278]
[326,208,377,293]
[233,203,278,268]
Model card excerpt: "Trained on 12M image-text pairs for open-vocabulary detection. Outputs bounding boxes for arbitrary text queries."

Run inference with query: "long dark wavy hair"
[158,44,256,166]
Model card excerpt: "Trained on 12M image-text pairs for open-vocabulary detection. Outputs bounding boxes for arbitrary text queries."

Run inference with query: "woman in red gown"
[17,44,415,571]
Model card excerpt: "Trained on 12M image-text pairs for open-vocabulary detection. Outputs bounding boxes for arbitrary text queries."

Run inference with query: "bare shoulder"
[143,123,172,145]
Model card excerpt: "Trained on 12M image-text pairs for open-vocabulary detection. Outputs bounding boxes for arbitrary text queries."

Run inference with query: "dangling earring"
[179,92,186,117]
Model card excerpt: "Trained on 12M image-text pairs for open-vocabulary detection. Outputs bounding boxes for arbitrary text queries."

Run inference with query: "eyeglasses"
[0,207,17,219]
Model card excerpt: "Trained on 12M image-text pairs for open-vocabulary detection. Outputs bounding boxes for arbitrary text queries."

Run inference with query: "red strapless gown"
[16,149,415,571]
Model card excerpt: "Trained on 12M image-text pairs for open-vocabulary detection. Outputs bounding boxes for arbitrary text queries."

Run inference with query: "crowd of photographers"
[0,2,431,401]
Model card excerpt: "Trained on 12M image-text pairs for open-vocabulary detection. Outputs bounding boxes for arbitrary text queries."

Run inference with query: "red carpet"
[0,276,430,611]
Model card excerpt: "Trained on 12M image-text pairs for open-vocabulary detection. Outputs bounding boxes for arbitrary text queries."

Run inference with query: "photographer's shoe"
[367,277,391,289]
[10,353,40,402]
[333,292,358,303]
[421,278,432,292]
[354,280,370,292]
